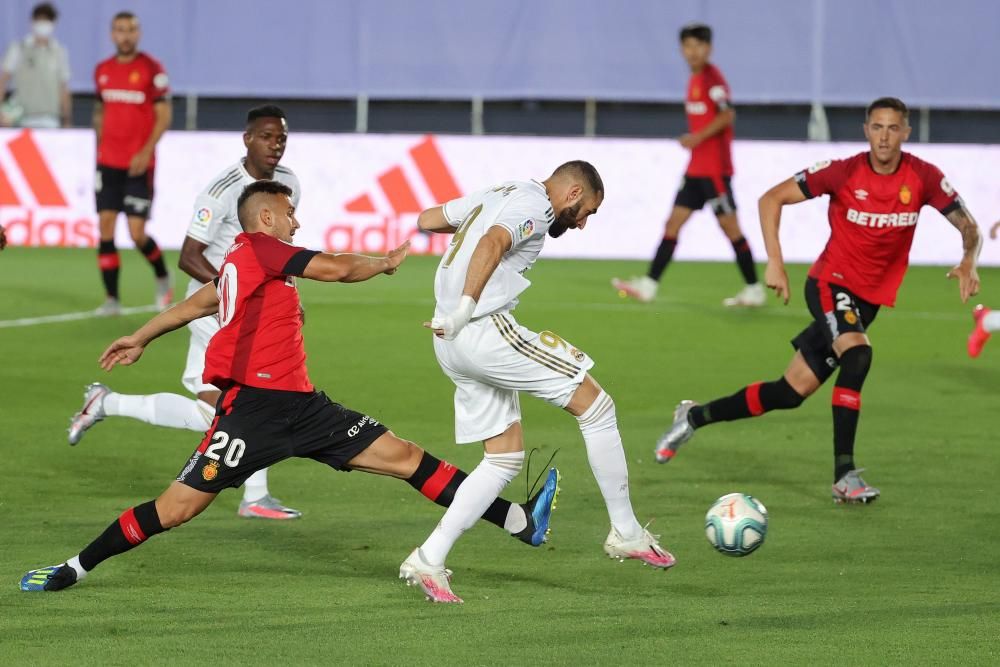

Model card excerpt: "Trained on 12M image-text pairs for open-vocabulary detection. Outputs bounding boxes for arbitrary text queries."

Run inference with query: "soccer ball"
[705,493,768,557]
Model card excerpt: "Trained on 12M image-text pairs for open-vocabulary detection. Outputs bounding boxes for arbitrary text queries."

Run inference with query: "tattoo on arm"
[946,205,983,261]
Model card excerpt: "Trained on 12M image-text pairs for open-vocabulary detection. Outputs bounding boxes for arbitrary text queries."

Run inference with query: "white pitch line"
[0,304,162,329]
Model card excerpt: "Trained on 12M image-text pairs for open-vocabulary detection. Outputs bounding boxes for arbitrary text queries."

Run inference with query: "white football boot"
[612,276,658,303]
[723,283,766,307]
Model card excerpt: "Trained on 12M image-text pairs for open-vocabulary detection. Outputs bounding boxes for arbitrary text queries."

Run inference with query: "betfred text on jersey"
[846,208,918,229]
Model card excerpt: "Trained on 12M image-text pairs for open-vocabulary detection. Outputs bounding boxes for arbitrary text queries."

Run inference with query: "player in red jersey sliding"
[614,23,763,307]
[20,180,559,593]
[655,97,982,503]
[93,11,173,315]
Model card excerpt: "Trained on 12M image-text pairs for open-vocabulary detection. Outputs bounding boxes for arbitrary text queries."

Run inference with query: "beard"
[548,202,581,238]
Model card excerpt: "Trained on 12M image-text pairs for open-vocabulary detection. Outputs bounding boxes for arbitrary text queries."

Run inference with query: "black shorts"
[176,385,389,493]
[674,175,736,215]
[791,278,880,383]
[95,165,155,219]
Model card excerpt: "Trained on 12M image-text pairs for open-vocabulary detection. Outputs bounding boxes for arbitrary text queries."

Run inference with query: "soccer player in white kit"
[399,161,676,603]
[67,106,303,519]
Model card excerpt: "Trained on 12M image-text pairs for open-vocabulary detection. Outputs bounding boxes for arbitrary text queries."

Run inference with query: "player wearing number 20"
[656,97,982,504]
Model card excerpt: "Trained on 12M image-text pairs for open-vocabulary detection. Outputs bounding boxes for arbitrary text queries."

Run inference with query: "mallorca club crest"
[202,460,220,481]
[898,184,912,205]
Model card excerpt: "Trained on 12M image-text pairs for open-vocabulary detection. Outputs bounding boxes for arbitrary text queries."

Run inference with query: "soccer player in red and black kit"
[20,180,559,593]
[92,11,172,315]
[655,97,982,503]
[614,23,763,307]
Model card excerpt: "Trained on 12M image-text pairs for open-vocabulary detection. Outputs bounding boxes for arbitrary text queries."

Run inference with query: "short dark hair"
[552,160,604,196]
[236,180,294,230]
[246,104,287,128]
[679,23,712,43]
[866,97,909,121]
[32,3,57,21]
[112,10,136,25]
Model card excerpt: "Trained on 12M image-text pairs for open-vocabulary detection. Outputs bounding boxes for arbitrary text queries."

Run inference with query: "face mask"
[32,21,54,39]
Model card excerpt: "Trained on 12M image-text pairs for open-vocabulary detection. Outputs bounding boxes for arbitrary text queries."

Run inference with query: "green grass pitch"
[1,248,998,665]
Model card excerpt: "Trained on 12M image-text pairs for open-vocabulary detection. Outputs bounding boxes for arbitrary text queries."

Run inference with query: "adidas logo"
[0,129,97,247]
[326,135,462,255]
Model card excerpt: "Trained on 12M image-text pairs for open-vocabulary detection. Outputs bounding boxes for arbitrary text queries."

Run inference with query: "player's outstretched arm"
[944,205,982,303]
[417,206,456,234]
[99,283,220,371]
[301,241,410,283]
[758,177,807,305]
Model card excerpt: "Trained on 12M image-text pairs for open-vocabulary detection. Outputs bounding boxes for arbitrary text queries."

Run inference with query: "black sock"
[647,236,678,281]
[731,236,758,284]
[406,452,510,529]
[139,237,168,278]
[832,346,872,481]
[689,378,805,428]
[78,500,167,572]
[97,240,120,299]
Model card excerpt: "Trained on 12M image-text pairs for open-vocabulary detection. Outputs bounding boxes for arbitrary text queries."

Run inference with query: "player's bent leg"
[128,215,172,309]
[565,375,675,569]
[829,333,878,503]
[103,391,215,431]
[658,353,820,463]
[21,482,215,592]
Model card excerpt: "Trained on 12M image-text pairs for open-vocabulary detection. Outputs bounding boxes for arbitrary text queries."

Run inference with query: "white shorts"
[433,312,594,444]
[181,314,221,395]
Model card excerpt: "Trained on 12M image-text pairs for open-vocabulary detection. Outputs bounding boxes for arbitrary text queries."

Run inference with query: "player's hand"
[128,149,152,177]
[764,260,790,305]
[383,240,410,275]
[946,262,980,303]
[0,223,7,251]
[989,220,1000,240]
[422,295,476,340]
[99,335,147,371]
[679,133,700,149]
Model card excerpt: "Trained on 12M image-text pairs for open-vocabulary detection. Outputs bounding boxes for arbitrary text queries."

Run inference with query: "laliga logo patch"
[202,460,220,481]
[898,184,912,205]
[521,219,534,237]
[196,207,212,224]
[153,72,169,89]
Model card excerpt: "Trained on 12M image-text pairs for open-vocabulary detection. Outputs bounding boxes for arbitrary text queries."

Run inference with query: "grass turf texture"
[1,248,998,665]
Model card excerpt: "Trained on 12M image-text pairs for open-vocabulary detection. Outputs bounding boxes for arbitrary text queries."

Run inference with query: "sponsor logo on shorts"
[178,452,200,481]
[124,195,151,213]
[202,460,220,481]
[348,414,379,438]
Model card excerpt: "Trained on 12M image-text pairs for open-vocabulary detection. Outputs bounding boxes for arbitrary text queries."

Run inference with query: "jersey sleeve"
[916,161,963,215]
[442,189,487,227]
[1,42,21,74]
[93,62,102,94]
[185,193,228,244]
[147,57,170,102]
[253,234,319,278]
[705,68,732,112]
[794,159,849,199]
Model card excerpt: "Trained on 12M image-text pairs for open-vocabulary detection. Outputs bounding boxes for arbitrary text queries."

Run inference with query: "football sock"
[139,237,169,278]
[647,235,678,282]
[731,236,758,284]
[419,451,524,566]
[405,451,512,530]
[65,555,88,582]
[77,500,167,572]
[97,240,120,299]
[984,311,1000,332]
[242,469,270,503]
[103,392,214,431]
[577,392,643,540]
[688,377,805,428]
[832,345,872,481]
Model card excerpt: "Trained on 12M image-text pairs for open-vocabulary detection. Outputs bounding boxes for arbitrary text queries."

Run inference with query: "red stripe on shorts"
[420,461,458,501]
[745,381,764,416]
[119,507,147,545]
[818,281,835,313]
[832,387,861,410]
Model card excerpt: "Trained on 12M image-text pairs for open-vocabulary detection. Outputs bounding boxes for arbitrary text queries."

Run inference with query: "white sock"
[65,555,88,581]
[103,393,213,431]
[577,392,643,540]
[420,451,524,566]
[242,468,270,503]
[984,311,1000,332]
[503,503,528,534]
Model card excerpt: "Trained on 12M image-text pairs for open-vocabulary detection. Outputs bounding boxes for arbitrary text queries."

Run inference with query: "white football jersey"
[434,180,554,319]
[183,159,300,296]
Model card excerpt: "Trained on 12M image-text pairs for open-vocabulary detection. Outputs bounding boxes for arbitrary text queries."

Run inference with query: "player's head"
[237,180,298,242]
[679,23,712,71]
[863,97,911,165]
[111,11,140,57]
[31,3,57,38]
[544,161,604,239]
[244,105,289,178]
